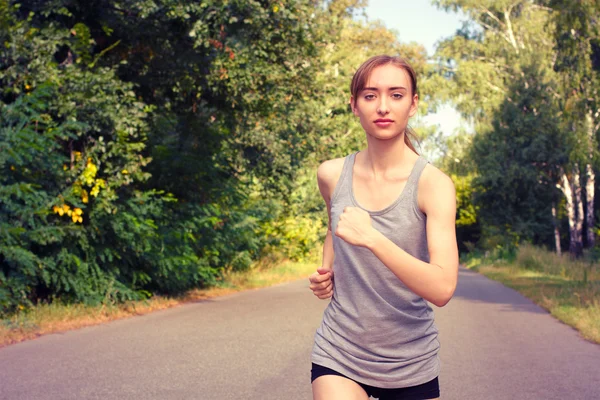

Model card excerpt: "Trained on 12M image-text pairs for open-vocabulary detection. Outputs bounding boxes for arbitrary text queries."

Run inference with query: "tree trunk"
[586,111,596,247]
[552,203,561,256]
[558,168,583,257]
[585,163,595,247]
[573,166,584,257]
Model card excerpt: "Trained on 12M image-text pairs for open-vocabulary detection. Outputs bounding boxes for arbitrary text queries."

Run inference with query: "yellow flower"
[74,207,83,216]
[273,5,279,12]
[10,165,15,171]
[121,169,128,174]
[54,204,67,216]
[72,212,83,223]
[63,164,68,171]
[90,178,106,197]
[81,190,89,204]
[82,160,98,186]
[73,151,82,162]
[66,209,72,217]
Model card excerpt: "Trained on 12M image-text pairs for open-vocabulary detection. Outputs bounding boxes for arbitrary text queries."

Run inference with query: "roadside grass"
[220,253,317,289]
[467,244,600,344]
[0,255,318,348]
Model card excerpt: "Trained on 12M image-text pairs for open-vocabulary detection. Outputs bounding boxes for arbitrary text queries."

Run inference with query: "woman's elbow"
[431,284,456,307]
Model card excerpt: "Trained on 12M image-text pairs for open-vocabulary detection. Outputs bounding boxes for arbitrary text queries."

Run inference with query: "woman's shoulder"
[418,162,456,211]
[317,156,348,201]
[317,157,346,180]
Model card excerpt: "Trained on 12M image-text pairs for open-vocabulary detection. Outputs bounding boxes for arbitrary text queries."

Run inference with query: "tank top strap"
[330,152,358,205]
[406,156,429,209]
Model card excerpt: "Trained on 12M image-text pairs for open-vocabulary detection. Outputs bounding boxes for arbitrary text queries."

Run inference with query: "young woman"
[308,55,459,400]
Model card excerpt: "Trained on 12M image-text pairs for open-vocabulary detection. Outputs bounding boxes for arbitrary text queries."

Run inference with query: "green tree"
[0,2,173,312]
[433,0,581,253]
[470,62,566,246]
[545,0,600,252]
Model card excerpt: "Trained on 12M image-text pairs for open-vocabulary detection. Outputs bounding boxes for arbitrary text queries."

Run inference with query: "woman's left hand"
[335,207,378,247]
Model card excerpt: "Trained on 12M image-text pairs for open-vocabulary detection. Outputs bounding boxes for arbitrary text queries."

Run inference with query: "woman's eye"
[392,93,403,99]
[364,94,375,100]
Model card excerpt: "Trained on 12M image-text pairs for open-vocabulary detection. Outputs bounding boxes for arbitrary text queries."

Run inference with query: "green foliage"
[0,0,444,315]
[515,244,599,283]
[452,173,478,227]
[549,0,600,120]
[471,61,567,245]
[260,166,327,261]
[547,0,600,176]
[432,1,594,252]
[0,6,174,313]
[462,241,518,270]
[450,173,480,252]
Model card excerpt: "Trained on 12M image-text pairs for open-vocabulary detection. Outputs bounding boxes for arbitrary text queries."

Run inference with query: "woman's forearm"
[321,229,334,270]
[365,230,456,307]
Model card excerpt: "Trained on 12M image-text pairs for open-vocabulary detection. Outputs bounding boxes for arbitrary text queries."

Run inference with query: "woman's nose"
[377,98,389,114]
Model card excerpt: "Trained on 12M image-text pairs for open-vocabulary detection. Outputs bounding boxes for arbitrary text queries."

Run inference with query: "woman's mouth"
[374,119,394,127]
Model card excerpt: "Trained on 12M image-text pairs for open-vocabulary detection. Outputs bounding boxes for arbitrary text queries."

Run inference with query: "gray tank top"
[311,152,440,389]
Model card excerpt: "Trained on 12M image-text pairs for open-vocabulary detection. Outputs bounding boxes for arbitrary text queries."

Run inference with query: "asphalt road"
[1,267,599,400]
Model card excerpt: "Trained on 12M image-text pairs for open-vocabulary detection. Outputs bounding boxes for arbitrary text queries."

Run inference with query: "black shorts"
[311,363,439,400]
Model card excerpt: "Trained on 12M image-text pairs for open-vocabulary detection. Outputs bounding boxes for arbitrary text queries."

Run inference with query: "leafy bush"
[0,0,401,316]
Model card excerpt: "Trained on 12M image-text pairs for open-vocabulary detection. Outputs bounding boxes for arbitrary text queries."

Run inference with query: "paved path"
[435,268,600,399]
[1,267,599,399]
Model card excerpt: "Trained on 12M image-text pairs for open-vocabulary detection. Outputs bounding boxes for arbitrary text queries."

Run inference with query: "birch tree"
[547,0,600,250]
[433,0,568,249]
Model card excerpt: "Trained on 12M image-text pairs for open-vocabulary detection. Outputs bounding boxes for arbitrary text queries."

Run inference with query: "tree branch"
[479,6,504,28]
[485,81,505,93]
[504,7,519,53]
[531,4,554,12]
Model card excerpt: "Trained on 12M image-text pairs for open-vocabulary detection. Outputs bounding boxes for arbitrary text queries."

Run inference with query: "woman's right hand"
[308,267,334,299]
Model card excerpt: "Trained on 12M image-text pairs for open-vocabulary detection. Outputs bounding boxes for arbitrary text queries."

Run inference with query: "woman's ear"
[350,96,358,116]
[409,94,419,117]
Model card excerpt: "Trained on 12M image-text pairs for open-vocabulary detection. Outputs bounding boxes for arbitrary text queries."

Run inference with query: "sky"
[364,0,468,137]
[365,0,466,56]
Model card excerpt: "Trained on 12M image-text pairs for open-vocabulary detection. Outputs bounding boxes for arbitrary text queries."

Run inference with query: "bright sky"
[365,0,466,56]
[365,0,468,137]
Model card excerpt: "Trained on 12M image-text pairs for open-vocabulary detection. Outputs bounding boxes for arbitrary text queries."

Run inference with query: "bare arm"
[321,228,334,271]
[335,166,459,307]
[308,159,343,299]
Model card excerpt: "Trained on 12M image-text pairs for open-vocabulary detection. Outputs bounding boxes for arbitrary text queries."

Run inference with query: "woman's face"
[351,64,418,141]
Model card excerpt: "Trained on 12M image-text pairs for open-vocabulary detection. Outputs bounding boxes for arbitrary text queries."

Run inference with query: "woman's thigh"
[312,374,370,400]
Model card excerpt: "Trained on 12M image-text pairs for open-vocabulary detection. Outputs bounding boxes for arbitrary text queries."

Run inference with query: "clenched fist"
[309,267,333,299]
[335,206,377,247]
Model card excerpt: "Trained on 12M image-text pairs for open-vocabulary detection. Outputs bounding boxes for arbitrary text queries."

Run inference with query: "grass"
[467,244,600,344]
[0,255,318,348]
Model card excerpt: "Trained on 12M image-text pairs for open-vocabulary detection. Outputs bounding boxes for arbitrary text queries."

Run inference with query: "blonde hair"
[350,55,420,154]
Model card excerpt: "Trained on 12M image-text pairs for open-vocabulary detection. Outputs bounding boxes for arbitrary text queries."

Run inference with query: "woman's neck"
[360,133,416,178]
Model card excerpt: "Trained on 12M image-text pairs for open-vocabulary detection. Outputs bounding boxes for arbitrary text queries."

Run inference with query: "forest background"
[1,0,599,319]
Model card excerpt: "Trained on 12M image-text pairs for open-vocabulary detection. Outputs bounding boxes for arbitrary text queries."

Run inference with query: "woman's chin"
[366,130,404,141]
